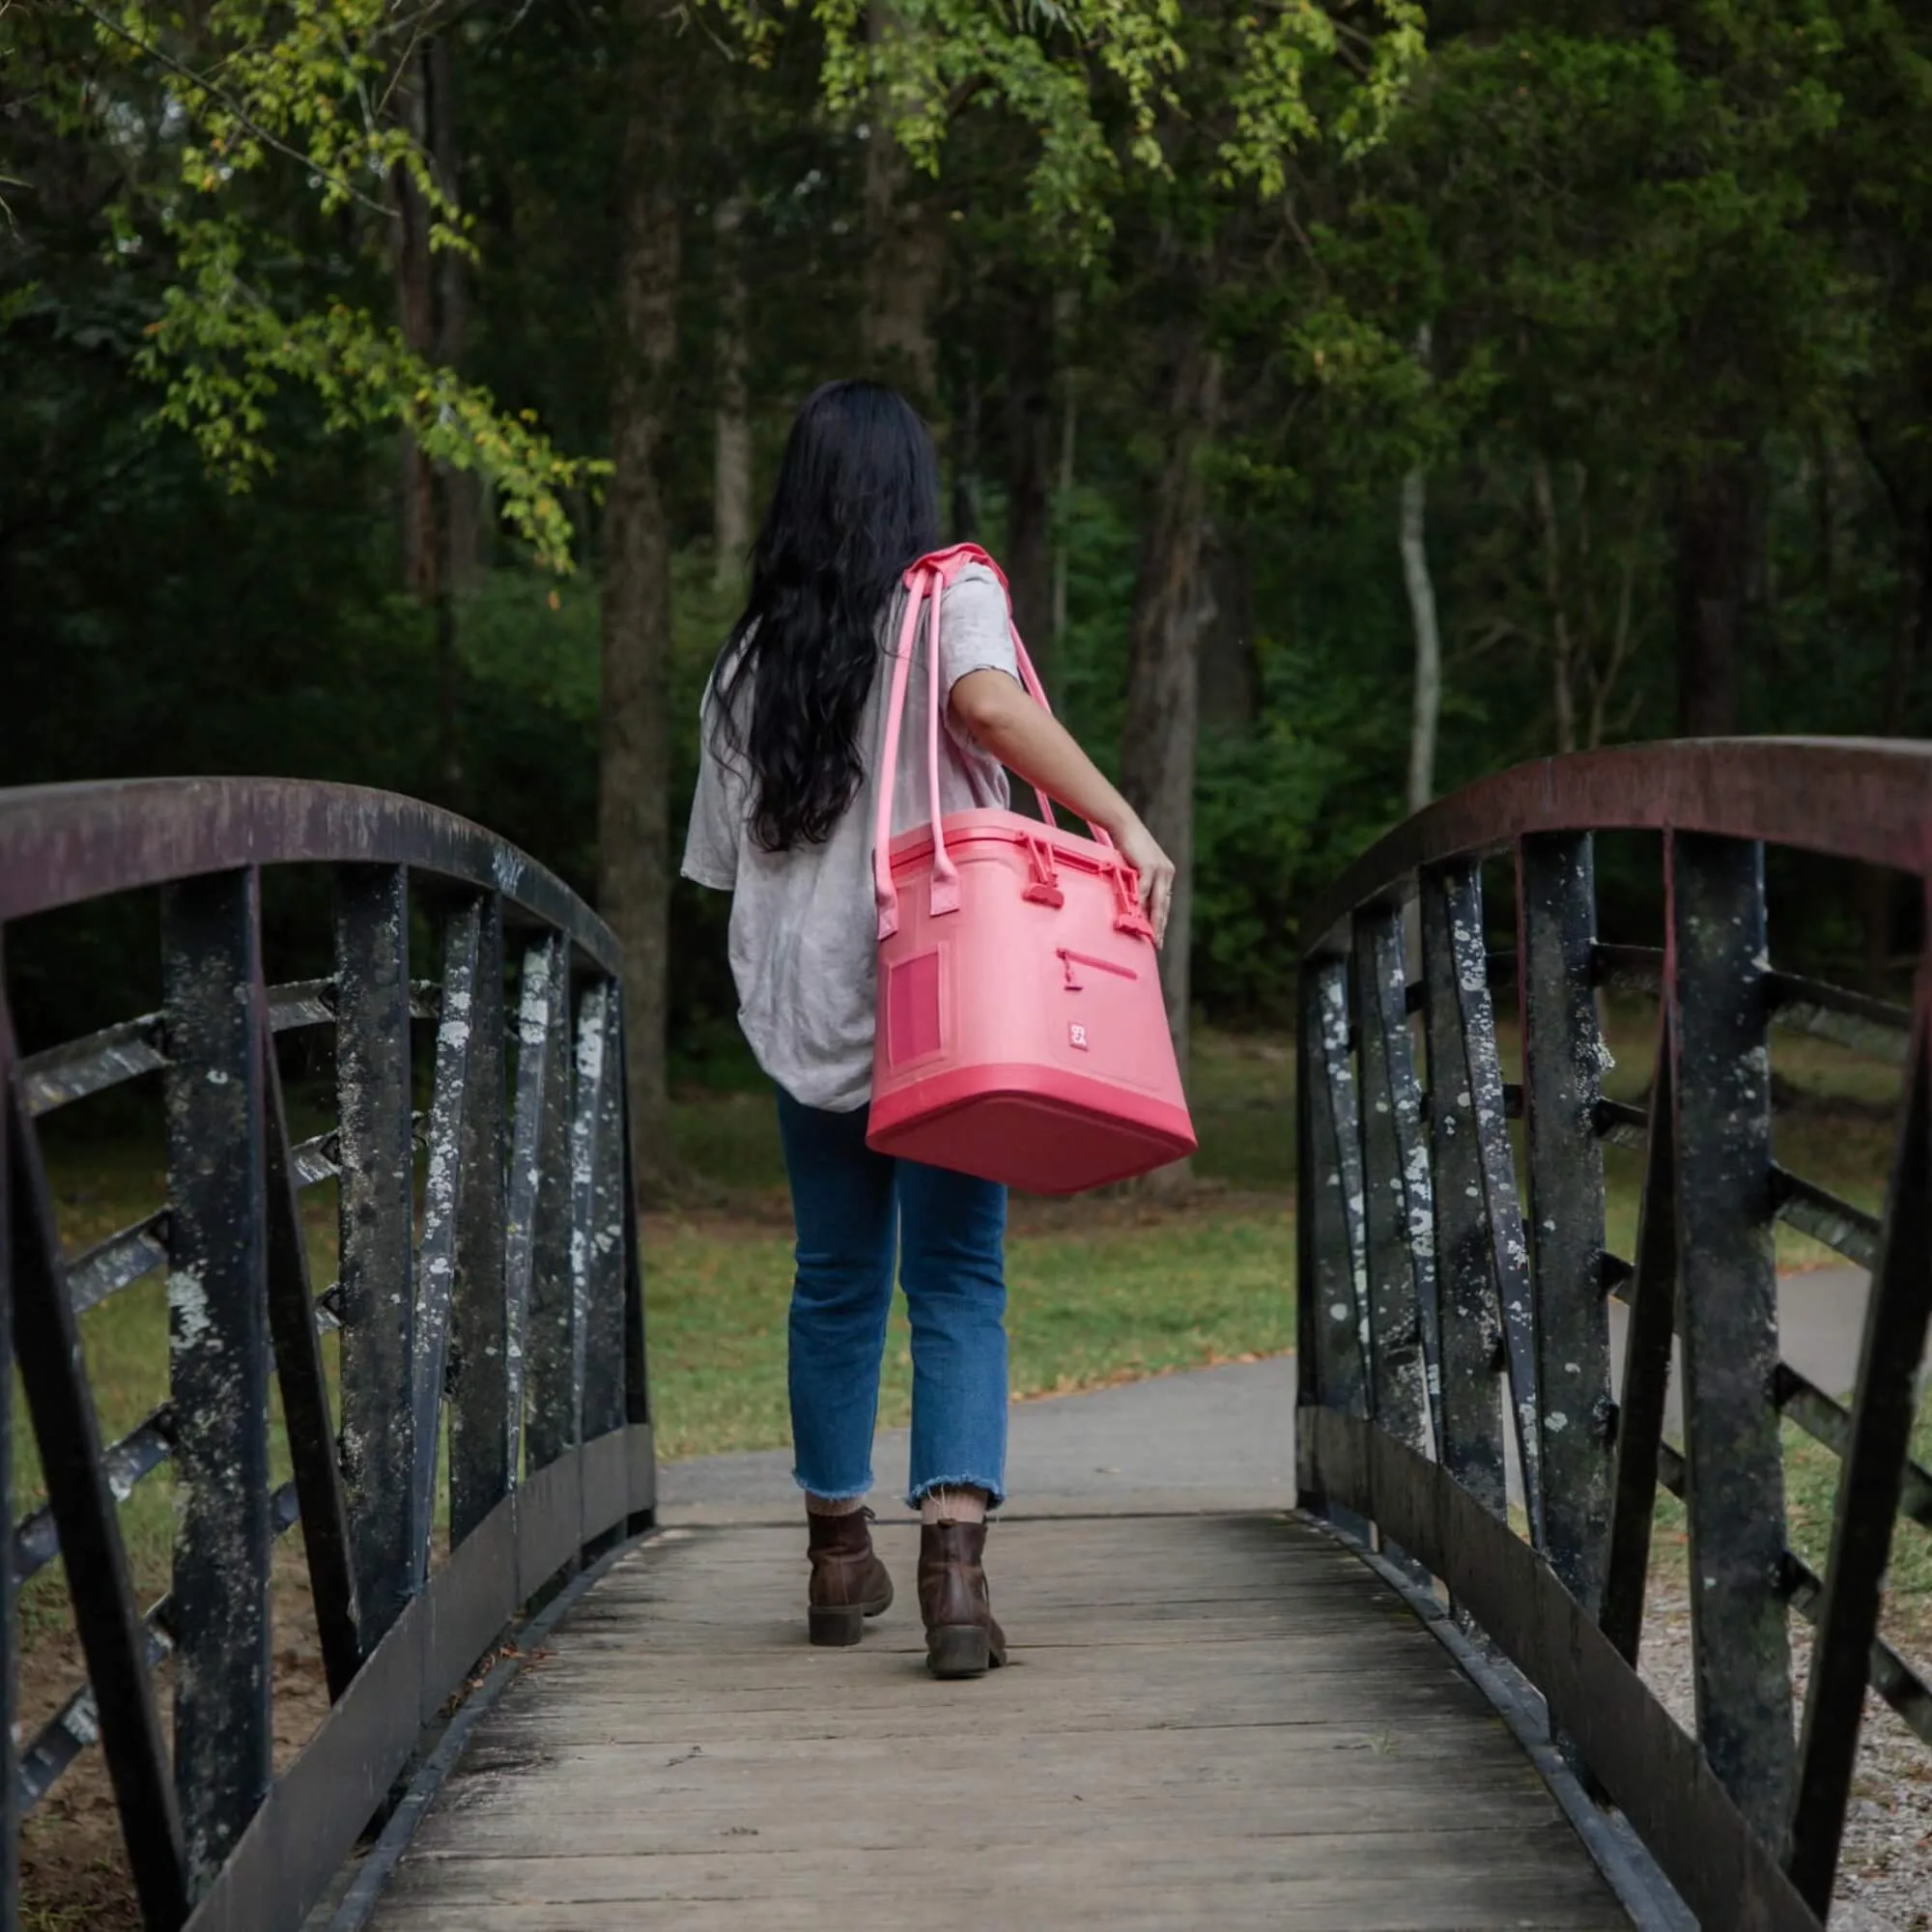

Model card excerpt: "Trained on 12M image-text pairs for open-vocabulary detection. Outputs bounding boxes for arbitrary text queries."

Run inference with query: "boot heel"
[809,1604,865,1647]
[926,1624,991,1680]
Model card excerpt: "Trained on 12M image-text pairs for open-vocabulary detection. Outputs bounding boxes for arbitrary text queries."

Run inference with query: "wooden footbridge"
[1,753,1929,1929]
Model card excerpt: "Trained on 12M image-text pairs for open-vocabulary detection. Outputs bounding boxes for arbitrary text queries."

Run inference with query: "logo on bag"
[1068,1023,1090,1051]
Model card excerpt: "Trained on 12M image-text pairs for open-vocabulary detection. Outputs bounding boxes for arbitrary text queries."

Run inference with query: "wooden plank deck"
[371,1511,1630,1929]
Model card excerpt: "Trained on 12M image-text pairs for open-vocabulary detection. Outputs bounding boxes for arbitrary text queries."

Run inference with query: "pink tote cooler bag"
[866,544,1196,1194]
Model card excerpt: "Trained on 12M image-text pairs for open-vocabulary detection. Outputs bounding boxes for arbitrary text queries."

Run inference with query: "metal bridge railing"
[1296,738,1932,1931]
[0,779,653,1931]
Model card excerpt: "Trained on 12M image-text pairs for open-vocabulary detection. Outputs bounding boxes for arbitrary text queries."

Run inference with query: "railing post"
[1517,832,1614,1610]
[450,894,510,1548]
[613,986,655,1531]
[1351,902,1436,1460]
[160,867,271,1890]
[260,1022,360,1700]
[1666,830,1794,1844]
[1418,863,1514,1528]
[567,981,606,1438]
[520,944,578,1474]
[334,864,415,1647]
[4,1025,188,1928]
[574,980,628,1445]
[412,898,485,1580]
[1294,967,1321,1507]
[1599,1022,1679,1667]
[1787,983,1932,1909]
[504,937,560,1485]
[1300,954,1370,1440]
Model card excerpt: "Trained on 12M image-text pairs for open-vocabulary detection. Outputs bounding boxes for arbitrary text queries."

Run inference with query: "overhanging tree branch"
[68,0,394,217]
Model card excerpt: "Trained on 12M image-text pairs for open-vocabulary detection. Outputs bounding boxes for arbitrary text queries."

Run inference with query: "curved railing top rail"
[1303,736,1932,947]
[0,779,619,970]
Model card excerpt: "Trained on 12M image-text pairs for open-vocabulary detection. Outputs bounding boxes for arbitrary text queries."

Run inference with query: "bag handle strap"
[872,544,1125,942]
[872,579,931,940]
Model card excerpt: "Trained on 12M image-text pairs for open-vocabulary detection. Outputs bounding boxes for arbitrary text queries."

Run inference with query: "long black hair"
[713,379,942,852]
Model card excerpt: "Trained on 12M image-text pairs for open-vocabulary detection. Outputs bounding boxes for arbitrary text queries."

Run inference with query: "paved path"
[657,1354,1298,1524]
[662,1263,1901,1528]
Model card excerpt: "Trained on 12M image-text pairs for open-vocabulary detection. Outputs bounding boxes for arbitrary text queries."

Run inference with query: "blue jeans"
[777,1091,1009,1508]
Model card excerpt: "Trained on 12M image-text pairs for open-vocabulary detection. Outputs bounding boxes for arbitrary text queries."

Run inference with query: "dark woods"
[7,2,1932,1189]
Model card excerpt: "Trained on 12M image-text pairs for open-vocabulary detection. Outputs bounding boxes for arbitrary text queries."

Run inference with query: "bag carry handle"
[873,544,1143,941]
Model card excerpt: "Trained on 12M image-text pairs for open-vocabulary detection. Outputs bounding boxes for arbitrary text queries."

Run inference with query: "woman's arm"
[949,668,1177,946]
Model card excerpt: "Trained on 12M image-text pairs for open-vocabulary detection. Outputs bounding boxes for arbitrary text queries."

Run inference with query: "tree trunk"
[392,37,470,801]
[392,50,435,603]
[1400,464,1442,811]
[1858,503,1930,990]
[712,193,753,592]
[1587,555,1638,751]
[431,39,483,594]
[1674,449,1752,736]
[1810,425,1835,595]
[1400,326,1441,811]
[600,1,683,1203]
[1531,454,1577,755]
[1002,281,1055,670]
[861,5,944,412]
[1121,336,1224,1117]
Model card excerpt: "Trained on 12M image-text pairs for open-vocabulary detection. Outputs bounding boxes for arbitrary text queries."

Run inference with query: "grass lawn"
[646,1202,1294,1463]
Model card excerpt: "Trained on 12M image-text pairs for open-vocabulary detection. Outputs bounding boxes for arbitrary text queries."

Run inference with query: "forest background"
[7,0,1932,1199]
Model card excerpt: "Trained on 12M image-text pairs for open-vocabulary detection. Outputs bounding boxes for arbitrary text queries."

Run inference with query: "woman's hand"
[1114,818,1177,948]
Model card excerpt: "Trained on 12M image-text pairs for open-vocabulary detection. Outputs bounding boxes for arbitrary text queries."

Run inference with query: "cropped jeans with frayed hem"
[777,1090,1009,1510]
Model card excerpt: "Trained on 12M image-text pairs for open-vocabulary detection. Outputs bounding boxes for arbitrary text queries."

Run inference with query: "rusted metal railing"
[1297,739,1932,1930]
[0,780,653,1931]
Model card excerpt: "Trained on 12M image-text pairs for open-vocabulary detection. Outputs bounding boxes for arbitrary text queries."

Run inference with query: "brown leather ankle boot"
[806,1508,894,1646]
[918,1520,1009,1680]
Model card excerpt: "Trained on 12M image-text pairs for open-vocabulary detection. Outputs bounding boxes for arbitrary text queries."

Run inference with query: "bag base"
[867,1061,1196,1195]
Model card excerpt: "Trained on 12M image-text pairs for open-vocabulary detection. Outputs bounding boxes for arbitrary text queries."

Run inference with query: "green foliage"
[720,0,1191,228]
[12,0,602,568]
[144,217,599,568]
[1220,2,1427,194]
[715,0,1426,243]
[1192,648,1372,1018]
[459,570,607,724]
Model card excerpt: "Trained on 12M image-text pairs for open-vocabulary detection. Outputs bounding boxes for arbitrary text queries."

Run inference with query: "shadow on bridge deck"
[366,1506,1632,1930]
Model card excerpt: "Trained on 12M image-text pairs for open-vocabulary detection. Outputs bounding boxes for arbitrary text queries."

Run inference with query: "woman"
[681,380,1174,1680]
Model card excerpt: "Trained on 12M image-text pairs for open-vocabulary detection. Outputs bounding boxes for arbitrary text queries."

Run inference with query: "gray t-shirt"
[680,560,1019,1112]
